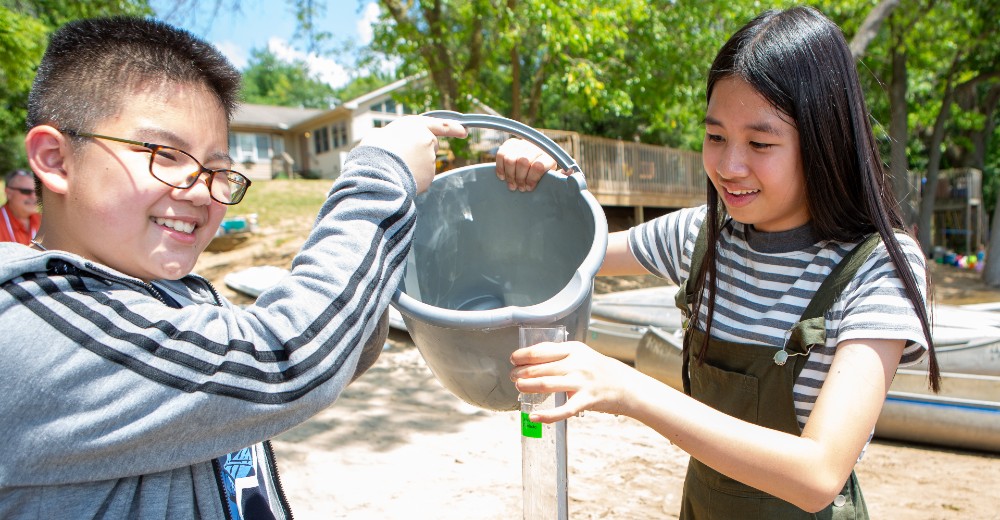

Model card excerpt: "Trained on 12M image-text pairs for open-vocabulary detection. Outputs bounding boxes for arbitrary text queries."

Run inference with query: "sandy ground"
[195,224,1000,519]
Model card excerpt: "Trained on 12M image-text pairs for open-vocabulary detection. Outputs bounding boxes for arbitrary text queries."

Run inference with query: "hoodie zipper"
[211,457,236,520]
[78,262,173,306]
[263,439,294,519]
[80,261,226,309]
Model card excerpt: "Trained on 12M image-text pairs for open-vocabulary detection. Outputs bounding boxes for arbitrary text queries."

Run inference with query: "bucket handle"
[395,111,606,329]
[422,110,582,175]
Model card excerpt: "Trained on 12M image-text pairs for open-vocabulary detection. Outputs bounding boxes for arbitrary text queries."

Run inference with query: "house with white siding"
[229,76,498,180]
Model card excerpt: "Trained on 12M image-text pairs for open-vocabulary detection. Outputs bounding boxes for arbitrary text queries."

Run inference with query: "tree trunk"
[507,0,521,121]
[976,85,1000,284]
[965,83,1000,169]
[510,46,522,121]
[917,53,962,256]
[983,189,1000,287]
[888,44,912,228]
[849,0,901,59]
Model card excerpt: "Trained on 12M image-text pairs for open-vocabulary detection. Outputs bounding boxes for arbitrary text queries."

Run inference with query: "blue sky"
[152,1,380,88]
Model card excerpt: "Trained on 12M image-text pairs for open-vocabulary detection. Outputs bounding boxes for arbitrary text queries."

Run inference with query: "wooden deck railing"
[460,127,706,210]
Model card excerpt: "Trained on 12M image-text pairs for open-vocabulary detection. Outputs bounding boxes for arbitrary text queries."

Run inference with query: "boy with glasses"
[1,169,41,244]
[0,16,465,520]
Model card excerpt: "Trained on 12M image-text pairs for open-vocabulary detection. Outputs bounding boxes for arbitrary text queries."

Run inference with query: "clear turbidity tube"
[518,326,568,520]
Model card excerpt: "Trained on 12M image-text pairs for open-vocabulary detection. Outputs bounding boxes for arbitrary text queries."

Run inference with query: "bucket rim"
[391,176,608,329]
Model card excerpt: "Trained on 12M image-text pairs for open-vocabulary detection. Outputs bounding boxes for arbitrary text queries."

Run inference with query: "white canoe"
[585,319,649,362]
[877,368,1000,452]
[388,306,407,331]
[588,285,682,330]
[223,265,291,298]
[634,327,1000,453]
[586,286,1000,375]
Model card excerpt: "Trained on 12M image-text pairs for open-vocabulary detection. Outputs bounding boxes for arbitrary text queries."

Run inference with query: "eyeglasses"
[7,187,35,196]
[63,130,251,205]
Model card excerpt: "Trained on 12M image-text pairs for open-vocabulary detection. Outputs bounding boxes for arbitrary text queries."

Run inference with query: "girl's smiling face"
[703,77,810,232]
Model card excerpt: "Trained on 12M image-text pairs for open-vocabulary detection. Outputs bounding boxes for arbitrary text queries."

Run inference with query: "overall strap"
[675,214,716,395]
[786,232,883,350]
[674,213,715,323]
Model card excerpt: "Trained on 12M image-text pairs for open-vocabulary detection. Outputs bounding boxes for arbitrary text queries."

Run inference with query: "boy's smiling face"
[55,82,231,281]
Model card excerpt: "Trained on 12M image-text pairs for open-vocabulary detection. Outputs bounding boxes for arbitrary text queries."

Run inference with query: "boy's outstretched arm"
[0,116,467,485]
[346,116,467,384]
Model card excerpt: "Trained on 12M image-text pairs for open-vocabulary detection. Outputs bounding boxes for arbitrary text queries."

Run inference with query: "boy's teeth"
[154,217,195,234]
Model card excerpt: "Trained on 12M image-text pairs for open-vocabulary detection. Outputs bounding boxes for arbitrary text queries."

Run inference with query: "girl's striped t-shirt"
[628,206,928,427]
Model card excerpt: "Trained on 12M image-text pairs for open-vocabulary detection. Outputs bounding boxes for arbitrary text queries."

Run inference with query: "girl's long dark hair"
[688,6,939,391]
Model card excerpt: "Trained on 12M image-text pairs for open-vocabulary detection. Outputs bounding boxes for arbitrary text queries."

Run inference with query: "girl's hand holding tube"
[510,340,641,422]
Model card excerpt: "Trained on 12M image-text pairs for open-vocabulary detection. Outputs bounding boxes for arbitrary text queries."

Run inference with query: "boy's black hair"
[27,16,241,133]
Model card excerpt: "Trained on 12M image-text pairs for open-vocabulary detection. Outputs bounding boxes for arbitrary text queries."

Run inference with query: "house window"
[373,119,391,128]
[229,132,267,163]
[229,132,283,166]
[331,121,348,148]
[314,126,330,154]
[255,134,272,161]
[370,99,401,114]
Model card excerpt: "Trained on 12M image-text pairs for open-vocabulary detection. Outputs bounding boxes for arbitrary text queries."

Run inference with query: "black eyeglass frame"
[62,129,252,205]
[6,187,35,196]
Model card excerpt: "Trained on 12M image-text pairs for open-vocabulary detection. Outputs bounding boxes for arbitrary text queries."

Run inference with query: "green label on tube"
[521,412,542,438]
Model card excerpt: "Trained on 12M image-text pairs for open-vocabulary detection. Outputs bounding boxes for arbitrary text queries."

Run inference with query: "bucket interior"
[400,165,596,313]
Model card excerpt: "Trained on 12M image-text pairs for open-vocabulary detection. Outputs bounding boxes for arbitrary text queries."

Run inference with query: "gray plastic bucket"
[391,111,608,411]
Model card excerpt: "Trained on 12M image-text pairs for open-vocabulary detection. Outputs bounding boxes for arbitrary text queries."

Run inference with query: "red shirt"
[0,204,41,245]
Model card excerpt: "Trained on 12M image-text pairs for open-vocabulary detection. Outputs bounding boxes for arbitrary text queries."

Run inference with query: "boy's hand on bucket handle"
[361,115,468,194]
[495,138,569,193]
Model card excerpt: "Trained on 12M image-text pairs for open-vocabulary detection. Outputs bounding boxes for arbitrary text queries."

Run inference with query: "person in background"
[0,15,465,520]
[496,6,937,519]
[1,169,41,244]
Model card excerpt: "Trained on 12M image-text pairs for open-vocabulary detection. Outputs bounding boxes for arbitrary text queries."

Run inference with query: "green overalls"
[674,222,881,519]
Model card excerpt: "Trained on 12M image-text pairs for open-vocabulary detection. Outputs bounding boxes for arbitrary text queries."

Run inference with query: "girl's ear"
[25,125,73,196]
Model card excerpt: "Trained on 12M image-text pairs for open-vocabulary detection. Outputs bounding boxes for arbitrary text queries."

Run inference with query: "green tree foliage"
[365,0,784,148]
[357,0,997,264]
[0,1,152,174]
[610,2,771,149]
[240,47,339,108]
[335,72,394,103]
[836,0,1000,253]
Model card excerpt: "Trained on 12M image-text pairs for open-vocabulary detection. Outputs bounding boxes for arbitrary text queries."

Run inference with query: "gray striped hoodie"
[0,146,415,519]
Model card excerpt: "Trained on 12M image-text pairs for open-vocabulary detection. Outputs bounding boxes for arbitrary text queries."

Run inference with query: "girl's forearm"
[622,373,853,511]
[620,339,900,512]
[597,231,648,276]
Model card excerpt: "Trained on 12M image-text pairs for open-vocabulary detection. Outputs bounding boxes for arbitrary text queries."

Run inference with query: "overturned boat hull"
[633,327,1000,453]
[587,286,1000,376]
